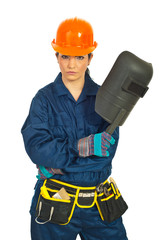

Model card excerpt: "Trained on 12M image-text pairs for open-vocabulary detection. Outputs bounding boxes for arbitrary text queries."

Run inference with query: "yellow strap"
[40,181,71,203]
[49,179,97,190]
[95,198,104,221]
[46,187,74,198]
[103,179,110,185]
[61,188,80,225]
[101,193,114,201]
[111,183,117,195]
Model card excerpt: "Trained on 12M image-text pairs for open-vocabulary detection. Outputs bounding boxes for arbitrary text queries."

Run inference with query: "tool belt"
[35,178,128,225]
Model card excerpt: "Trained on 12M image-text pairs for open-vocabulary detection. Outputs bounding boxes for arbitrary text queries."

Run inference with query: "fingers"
[101,132,115,156]
[89,131,116,157]
[102,131,115,145]
[100,148,110,157]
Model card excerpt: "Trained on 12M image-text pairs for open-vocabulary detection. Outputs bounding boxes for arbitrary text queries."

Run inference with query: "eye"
[61,55,69,59]
[76,56,85,60]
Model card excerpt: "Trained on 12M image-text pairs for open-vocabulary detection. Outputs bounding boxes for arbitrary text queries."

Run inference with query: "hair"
[85,67,90,76]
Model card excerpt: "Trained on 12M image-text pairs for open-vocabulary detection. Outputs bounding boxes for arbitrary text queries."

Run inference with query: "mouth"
[67,71,77,75]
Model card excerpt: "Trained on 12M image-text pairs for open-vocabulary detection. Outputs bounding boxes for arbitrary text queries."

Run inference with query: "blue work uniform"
[21,72,128,240]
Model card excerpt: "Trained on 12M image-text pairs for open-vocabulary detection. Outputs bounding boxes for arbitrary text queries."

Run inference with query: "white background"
[1,0,161,239]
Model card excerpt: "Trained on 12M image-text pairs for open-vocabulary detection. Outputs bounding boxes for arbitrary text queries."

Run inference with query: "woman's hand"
[78,131,115,157]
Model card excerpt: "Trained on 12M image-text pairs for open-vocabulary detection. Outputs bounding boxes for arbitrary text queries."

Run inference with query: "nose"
[68,57,76,69]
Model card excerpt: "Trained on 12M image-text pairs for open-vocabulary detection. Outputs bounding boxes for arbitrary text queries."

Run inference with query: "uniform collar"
[53,72,99,99]
[84,74,99,96]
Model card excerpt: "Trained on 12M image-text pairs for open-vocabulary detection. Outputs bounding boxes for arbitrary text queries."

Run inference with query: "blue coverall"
[21,72,128,240]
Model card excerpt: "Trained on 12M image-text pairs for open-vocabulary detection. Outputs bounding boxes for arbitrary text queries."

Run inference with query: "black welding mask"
[95,51,153,134]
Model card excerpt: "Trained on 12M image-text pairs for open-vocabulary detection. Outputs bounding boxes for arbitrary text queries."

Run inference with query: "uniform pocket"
[84,111,103,135]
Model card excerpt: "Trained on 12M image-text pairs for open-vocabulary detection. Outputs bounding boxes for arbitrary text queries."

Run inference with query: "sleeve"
[21,91,79,169]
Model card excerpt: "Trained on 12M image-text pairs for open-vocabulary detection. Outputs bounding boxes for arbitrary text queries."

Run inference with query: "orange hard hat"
[51,17,97,56]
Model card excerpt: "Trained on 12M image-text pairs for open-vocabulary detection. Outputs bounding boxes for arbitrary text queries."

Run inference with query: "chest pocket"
[85,111,103,135]
[49,112,74,139]
[49,111,71,126]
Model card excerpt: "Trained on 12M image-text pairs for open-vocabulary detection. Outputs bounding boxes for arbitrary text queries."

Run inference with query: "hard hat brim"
[51,42,97,56]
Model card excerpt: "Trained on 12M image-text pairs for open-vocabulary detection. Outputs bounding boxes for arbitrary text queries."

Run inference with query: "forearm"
[22,123,79,169]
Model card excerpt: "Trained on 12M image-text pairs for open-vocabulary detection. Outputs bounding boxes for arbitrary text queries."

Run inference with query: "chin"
[65,74,80,81]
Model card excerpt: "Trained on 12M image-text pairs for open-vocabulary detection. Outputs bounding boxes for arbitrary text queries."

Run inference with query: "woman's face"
[56,54,93,83]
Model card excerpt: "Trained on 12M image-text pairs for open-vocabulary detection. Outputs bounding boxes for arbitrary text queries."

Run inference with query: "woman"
[21,17,128,240]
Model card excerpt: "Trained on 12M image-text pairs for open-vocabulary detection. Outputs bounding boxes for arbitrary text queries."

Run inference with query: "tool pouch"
[96,180,128,223]
[35,179,75,225]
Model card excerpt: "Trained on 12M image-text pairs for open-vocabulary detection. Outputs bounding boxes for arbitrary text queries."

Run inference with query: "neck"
[62,75,85,101]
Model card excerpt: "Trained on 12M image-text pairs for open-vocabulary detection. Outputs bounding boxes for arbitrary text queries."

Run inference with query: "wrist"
[78,136,90,157]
